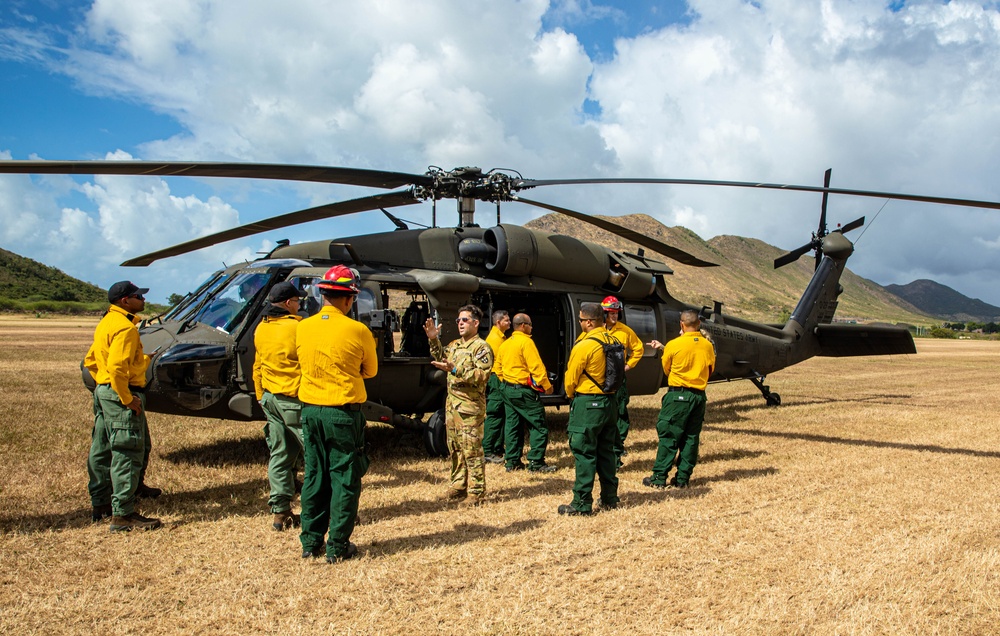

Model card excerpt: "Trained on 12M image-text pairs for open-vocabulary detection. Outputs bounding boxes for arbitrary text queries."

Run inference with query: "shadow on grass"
[366,518,545,558]
[162,436,268,467]
[622,466,779,506]
[0,478,268,535]
[705,425,1000,459]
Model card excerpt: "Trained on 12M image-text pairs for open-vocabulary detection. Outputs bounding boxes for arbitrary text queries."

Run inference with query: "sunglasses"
[455,317,476,324]
[129,294,145,301]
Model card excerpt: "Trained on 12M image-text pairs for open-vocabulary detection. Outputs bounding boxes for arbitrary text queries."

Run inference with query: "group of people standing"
[85,269,715,562]
[420,296,716,517]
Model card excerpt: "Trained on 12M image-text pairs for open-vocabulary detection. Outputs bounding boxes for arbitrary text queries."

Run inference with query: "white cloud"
[2,0,1000,305]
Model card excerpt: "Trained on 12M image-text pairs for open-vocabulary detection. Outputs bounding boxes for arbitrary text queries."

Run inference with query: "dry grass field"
[1,316,998,635]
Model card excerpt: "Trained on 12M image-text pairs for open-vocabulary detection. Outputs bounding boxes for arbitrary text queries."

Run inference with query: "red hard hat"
[601,296,622,311]
[316,264,360,294]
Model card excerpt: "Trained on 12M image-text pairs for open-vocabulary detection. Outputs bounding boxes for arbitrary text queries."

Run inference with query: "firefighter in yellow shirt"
[252,281,305,531]
[84,281,161,532]
[496,313,556,473]
[296,266,377,563]
[482,310,510,463]
[600,296,645,465]
[558,302,620,516]
[643,309,716,489]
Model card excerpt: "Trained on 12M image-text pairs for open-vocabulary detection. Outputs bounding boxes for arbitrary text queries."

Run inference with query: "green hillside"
[525,213,936,326]
[0,247,106,302]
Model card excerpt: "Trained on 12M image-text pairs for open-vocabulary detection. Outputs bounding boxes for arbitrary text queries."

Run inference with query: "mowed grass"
[0,316,998,635]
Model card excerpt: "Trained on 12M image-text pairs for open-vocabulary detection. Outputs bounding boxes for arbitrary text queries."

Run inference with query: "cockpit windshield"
[190,272,271,332]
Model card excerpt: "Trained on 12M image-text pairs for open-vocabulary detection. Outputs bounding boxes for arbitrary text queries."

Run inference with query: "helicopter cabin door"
[620,302,662,395]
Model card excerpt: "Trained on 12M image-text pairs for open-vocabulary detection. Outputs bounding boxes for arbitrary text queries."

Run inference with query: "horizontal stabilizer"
[814,324,917,357]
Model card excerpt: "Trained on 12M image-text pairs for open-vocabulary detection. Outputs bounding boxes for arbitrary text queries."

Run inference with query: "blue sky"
[2,0,1000,308]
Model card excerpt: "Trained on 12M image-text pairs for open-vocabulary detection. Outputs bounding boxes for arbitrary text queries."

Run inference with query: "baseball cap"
[266,281,304,303]
[107,281,149,303]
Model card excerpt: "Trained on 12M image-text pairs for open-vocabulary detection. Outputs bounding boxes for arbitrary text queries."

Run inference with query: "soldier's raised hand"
[423,317,440,340]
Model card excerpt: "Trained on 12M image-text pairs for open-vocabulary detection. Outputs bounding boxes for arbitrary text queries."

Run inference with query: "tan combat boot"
[272,510,300,531]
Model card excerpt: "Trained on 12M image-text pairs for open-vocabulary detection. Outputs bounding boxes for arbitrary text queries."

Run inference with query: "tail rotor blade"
[774,242,814,269]
[837,216,865,234]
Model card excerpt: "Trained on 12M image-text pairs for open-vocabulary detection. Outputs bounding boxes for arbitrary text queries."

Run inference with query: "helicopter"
[4,160,1000,456]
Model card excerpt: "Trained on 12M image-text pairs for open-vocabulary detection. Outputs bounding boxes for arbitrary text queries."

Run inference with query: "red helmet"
[601,296,622,311]
[316,265,360,294]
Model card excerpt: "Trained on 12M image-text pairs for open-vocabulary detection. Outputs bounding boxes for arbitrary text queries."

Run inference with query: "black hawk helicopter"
[5,160,999,455]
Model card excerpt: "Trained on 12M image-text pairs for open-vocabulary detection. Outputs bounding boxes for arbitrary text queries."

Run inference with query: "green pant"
[300,405,368,559]
[447,403,486,496]
[261,392,304,514]
[87,385,149,516]
[612,379,630,460]
[651,389,707,485]
[501,382,549,468]
[482,374,505,456]
[567,395,619,512]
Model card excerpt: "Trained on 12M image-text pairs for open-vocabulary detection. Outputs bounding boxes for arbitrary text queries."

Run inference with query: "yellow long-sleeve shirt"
[662,331,716,391]
[252,312,302,400]
[83,304,149,405]
[607,321,644,369]
[296,305,377,406]
[485,325,506,375]
[565,326,614,398]
[496,330,551,392]
[575,320,644,369]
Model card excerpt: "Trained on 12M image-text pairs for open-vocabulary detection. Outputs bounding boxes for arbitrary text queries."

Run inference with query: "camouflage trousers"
[446,402,486,497]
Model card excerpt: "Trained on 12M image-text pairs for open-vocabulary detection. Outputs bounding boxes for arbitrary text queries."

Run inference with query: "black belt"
[668,386,704,396]
[335,403,363,411]
[98,383,145,394]
[502,380,532,389]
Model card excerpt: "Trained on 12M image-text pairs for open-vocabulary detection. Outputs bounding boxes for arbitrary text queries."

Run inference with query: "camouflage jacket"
[430,335,493,409]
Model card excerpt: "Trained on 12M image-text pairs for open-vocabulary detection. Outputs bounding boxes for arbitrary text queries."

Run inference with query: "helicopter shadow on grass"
[622,467,781,507]
[362,471,575,525]
[365,518,546,559]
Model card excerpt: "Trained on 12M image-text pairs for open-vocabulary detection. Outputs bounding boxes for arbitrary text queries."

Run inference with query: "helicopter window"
[623,304,656,354]
[193,272,270,332]
[356,288,376,327]
[164,272,228,322]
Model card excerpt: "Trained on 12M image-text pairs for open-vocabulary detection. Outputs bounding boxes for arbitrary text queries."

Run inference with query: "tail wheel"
[423,408,448,457]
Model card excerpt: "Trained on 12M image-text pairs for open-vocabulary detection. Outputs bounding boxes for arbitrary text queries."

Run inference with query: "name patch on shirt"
[321,315,329,320]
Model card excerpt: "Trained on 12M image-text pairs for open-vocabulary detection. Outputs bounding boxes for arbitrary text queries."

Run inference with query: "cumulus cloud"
[1,0,1000,304]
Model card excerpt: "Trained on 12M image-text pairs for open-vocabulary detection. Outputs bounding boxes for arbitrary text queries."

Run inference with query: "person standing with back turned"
[84,281,161,532]
[643,309,716,489]
[296,266,377,563]
[252,281,306,531]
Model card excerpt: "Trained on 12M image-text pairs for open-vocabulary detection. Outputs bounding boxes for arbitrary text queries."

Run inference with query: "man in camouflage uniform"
[424,305,494,505]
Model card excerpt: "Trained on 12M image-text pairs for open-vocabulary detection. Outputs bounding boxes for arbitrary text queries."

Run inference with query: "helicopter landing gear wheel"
[423,408,449,457]
[750,372,781,407]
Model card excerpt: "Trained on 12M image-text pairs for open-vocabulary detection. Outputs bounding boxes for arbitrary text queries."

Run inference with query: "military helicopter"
[4,160,999,455]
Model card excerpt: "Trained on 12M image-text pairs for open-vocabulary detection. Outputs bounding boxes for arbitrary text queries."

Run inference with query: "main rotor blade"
[513,195,718,267]
[518,177,1000,211]
[122,189,419,266]
[0,160,433,189]
[774,242,814,269]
